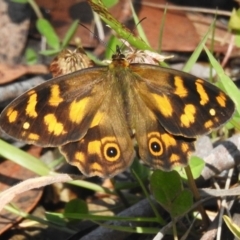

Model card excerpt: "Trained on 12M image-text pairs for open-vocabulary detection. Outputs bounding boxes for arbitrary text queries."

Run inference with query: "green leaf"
[228,9,240,31]
[39,49,61,56]
[223,215,240,238]
[24,48,38,65]
[36,18,60,50]
[171,189,193,217]
[177,156,205,180]
[64,199,88,220]
[150,170,192,217]
[102,0,118,8]
[61,20,79,48]
[150,170,182,211]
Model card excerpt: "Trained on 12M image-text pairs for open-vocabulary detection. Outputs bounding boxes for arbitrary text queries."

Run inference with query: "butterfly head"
[110,46,129,68]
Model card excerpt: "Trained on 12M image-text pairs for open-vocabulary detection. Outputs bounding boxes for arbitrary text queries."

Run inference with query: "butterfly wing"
[130,87,195,170]
[60,82,135,177]
[0,67,109,146]
[130,64,235,138]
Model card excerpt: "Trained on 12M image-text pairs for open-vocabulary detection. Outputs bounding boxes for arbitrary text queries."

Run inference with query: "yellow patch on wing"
[7,108,18,123]
[204,120,214,129]
[49,84,64,106]
[209,108,216,116]
[75,151,86,162]
[26,92,38,118]
[170,154,180,163]
[152,94,173,117]
[180,104,196,127]
[181,143,189,153]
[161,133,176,148]
[28,133,40,140]
[148,132,161,138]
[88,140,101,156]
[44,113,66,135]
[174,76,188,97]
[90,111,104,127]
[69,98,89,123]
[90,162,103,172]
[21,131,27,137]
[23,122,30,130]
[216,92,227,107]
[195,80,209,105]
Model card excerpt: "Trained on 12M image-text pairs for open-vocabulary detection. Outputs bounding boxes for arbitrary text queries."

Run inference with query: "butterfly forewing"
[130,64,235,137]
[0,67,109,146]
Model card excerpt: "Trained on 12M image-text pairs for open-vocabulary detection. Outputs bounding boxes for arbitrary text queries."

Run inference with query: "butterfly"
[0,47,235,177]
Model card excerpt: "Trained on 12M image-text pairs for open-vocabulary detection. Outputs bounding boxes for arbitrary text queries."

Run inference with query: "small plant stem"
[184,165,210,228]
[27,0,43,18]
[172,218,178,240]
[132,170,165,224]
[110,178,130,208]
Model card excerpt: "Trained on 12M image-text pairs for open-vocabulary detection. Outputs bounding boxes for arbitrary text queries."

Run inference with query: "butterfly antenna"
[137,17,147,26]
[79,23,117,57]
[79,23,106,47]
[119,17,147,52]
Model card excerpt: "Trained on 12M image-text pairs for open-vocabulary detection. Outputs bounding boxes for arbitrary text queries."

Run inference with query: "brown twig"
[140,2,232,17]
[0,174,81,212]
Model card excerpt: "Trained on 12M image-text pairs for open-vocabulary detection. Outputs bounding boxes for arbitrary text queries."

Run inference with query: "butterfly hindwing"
[60,86,135,177]
[60,124,135,177]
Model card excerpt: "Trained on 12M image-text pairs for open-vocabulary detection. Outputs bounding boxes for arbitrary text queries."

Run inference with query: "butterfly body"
[0,51,235,177]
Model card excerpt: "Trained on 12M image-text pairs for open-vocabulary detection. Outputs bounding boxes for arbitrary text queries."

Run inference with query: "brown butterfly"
[0,47,235,177]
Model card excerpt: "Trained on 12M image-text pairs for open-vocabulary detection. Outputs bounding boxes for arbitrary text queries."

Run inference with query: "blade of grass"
[130,2,149,45]
[182,20,215,72]
[93,221,160,234]
[68,179,115,194]
[62,212,159,222]
[61,20,79,48]
[4,205,75,234]
[88,0,152,51]
[0,140,116,194]
[0,139,50,176]
[204,45,240,115]
[158,4,168,52]
[132,169,165,225]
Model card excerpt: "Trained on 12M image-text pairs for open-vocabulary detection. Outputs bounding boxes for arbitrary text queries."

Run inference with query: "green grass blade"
[130,2,149,45]
[61,20,79,48]
[88,0,152,51]
[182,21,214,72]
[204,45,240,115]
[0,140,50,175]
